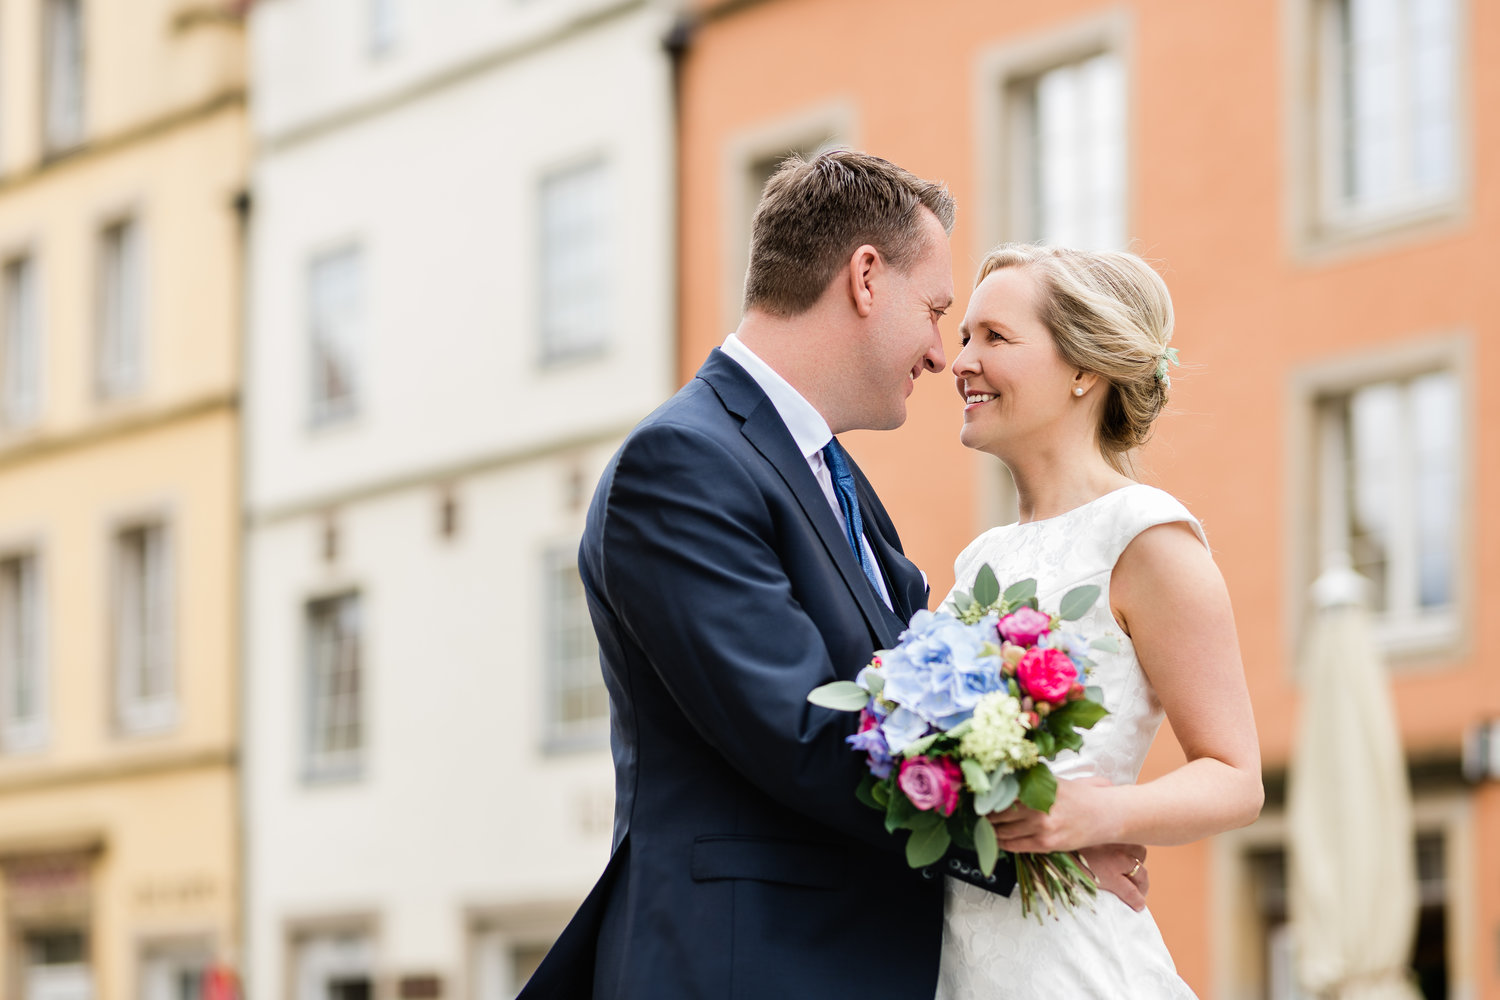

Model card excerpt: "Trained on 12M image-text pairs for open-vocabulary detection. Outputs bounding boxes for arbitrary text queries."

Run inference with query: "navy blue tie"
[821,440,884,596]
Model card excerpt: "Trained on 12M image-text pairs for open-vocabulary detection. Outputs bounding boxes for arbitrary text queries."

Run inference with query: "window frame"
[1284,0,1471,256]
[536,156,613,367]
[40,0,86,156]
[540,546,605,752]
[303,590,365,782]
[0,546,46,753]
[111,518,176,735]
[1285,334,1473,667]
[1,250,43,430]
[95,215,146,401]
[306,243,365,429]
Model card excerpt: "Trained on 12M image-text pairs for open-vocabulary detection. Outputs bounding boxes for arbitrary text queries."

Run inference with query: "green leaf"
[946,719,974,740]
[974,772,1018,814]
[1049,700,1109,730]
[1089,635,1120,653]
[1002,578,1037,604]
[861,669,885,697]
[902,732,941,757]
[972,564,1000,609]
[1031,730,1057,757]
[870,779,892,807]
[906,809,945,832]
[1017,765,1058,813]
[806,681,869,711]
[1085,685,1105,703]
[949,815,976,851]
[951,590,976,613]
[960,758,990,794]
[904,822,952,868]
[885,791,918,833]
[1053,728,1085,753]
[855,774,881,810]
[1058,584,1102,621]
[974,817,1000,876]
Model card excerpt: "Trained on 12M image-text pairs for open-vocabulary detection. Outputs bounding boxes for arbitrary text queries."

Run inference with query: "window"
[42,0,85,154]
[542,549,604,748]
[0,552,44,752]
[97,218,144,400]
[368,0,399,55]
[1009,51,1126,248]
[139,942,210,1000]
[1316,0,1459,229]
[539,161,610,363]
[2,254,42,428]
[306,593,363,780]
[1315,370,1458,649]
[292,930,373,1000]
[22,928,93,1000]
[114,522,173,733]
[308,247,363,425]
[472,926,552,1000]
[1247,833,1448,999]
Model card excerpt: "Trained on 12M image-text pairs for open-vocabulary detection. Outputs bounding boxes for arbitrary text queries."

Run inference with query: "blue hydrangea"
[877,610,1004,734]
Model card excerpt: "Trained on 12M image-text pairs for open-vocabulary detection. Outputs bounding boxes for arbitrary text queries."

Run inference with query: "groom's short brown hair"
[743,149,956,318]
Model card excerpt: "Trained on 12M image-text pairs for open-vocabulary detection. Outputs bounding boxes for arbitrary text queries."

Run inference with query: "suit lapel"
[698,351,901,650]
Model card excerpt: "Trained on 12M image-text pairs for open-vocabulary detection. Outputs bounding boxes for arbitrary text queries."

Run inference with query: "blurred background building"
[241,0,673,998]
[0,0,247,998]
[0,0,1494,997]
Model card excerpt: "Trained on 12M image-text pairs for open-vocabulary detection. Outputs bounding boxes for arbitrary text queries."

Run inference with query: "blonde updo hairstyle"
[974,244,1175,473]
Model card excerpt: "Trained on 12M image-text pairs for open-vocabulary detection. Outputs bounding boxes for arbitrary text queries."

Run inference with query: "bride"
[936,245,1263,997]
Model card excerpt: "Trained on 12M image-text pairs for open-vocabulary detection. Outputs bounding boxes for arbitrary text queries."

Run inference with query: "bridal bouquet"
[808,565,1114,920]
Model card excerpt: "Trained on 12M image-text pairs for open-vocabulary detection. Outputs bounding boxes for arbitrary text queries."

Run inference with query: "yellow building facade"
[0,2,246,997]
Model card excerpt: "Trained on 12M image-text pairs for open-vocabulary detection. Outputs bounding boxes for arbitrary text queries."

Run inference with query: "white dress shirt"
[720,334,893,609]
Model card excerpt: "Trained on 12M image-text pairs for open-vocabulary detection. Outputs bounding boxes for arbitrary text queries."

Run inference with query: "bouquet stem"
[1013,851,1099,921]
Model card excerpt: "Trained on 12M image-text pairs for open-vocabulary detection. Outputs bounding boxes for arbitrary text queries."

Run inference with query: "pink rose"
[1016,647,1079,704]
[897,756,962,816]
[998,607,1052,647]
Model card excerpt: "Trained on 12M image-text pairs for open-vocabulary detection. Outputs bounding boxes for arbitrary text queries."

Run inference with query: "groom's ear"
[847,244,880,318]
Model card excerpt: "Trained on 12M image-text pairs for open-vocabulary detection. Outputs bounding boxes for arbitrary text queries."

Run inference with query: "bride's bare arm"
[991,520,1263,852]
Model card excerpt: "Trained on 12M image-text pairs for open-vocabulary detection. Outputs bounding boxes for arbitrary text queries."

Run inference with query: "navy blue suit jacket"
[521,350,1002,999]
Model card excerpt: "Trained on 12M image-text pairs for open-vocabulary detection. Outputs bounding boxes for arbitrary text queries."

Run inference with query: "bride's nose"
[950,343,980,379]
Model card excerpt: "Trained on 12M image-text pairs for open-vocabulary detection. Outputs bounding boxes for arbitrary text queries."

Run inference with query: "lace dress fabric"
[935,484,1204,999]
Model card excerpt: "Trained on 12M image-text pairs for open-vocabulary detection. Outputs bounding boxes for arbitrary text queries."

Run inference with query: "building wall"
[0,1,246,997]
[676,0,1499,994]
[244,0,675,995]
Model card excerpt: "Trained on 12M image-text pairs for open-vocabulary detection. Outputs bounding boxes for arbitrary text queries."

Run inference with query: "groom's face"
[856,210,954,431]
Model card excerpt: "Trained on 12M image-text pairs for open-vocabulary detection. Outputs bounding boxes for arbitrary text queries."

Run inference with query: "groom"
[521,150,1146,999]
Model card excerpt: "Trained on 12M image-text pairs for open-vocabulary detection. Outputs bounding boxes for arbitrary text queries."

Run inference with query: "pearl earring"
[1073,387,1084,397]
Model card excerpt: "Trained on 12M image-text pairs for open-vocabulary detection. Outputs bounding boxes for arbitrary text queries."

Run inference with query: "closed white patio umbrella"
[1286,555,1421,999]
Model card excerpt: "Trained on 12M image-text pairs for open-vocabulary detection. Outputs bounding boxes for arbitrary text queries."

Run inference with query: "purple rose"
[897,756,963,816]
[998,607,1052,647]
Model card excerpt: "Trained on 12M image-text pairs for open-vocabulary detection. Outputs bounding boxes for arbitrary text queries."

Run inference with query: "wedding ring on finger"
[1126,858,1143,879]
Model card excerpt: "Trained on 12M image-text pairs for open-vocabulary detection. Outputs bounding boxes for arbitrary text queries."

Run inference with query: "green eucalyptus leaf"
[972,565,1001,609]
[960,758,991,794]
[1089,635,1120,653]
[1085,685,1105,703]
[806,681,869,711]
[904,822,952,868]
[974,817,1000,876]
[861,669,885,697]
[974,772,1018,814]
[1058,585,1102,621]
[1017,765,1058,813]
[1002,578,1037,604]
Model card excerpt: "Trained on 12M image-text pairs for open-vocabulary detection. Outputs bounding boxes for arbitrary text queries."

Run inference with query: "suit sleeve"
[590,421,893,846]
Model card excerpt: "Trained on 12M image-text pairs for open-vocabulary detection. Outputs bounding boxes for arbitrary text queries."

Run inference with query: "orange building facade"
[674,0,1498,995]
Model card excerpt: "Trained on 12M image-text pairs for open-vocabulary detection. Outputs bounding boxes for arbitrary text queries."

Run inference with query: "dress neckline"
[1012,483,1147,529]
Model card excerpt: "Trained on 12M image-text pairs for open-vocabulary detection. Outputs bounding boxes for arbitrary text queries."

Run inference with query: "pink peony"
[897,756,963,816]
[1016,647,1079,704]
[998,607,1052,647]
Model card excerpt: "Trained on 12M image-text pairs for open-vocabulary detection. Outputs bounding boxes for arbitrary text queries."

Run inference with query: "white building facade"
[243,1,677,996]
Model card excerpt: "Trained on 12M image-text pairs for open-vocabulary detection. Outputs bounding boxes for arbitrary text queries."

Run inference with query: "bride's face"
[951,266,1080,456]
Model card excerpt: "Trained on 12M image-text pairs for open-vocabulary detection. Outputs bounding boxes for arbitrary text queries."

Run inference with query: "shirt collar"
[720,333,832,459]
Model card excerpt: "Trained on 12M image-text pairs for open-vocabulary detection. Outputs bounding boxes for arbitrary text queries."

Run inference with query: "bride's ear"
[1072,372,1102,397]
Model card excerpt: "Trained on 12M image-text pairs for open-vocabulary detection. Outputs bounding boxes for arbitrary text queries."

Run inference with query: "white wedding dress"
[936,484,1202,999]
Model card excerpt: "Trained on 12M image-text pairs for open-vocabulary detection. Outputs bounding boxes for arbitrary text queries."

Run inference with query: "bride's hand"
[988,775,1121,854]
